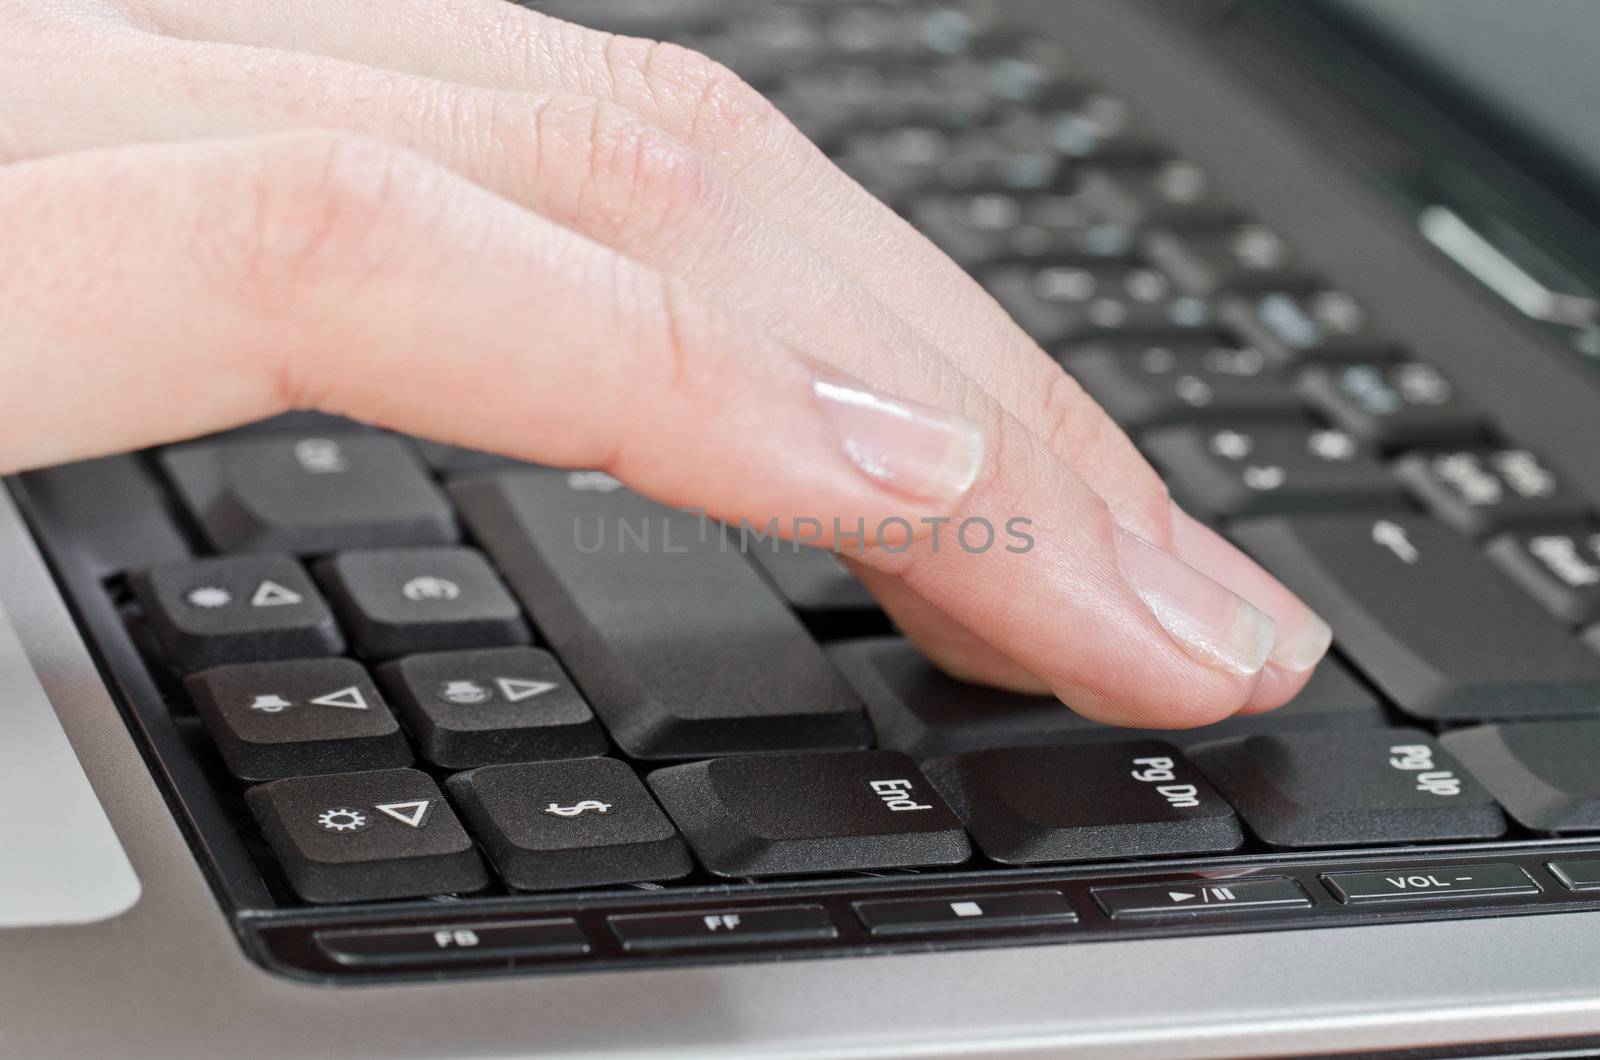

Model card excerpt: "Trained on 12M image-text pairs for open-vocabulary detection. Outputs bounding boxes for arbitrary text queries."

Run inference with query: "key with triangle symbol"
[377,647,607,768]
[185,659,411,781]
[132,553,343,670]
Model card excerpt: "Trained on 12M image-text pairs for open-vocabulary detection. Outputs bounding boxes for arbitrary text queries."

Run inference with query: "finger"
[1,131,1274,725]
[117,0,1330,698]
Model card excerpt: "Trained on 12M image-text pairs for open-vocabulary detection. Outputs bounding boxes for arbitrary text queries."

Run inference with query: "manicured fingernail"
[1114,525,1276,677]
[1270,612,1333,673]
[813,377,984,504]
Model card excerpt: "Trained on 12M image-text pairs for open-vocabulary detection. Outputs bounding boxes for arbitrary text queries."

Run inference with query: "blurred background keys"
[1190,729,1506,848]
[1232,514,1600,720]
[161,434,457,553]
[452,472,873,759]
[648,751,970,877]
[924,742,1242,864]
[1486,528,1600,625]
[1062,341,1300,429]
[1144,422,1405,519]
[1393,448,1590,537]
[1297,361,1486,449]
[985,262,1213,346]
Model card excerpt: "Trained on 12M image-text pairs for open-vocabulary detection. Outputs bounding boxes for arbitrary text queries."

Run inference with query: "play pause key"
[1093,877,1312,919]
[853,891,1078,936]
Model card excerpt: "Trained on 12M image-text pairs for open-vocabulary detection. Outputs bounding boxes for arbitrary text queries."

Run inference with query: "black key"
[447,758,692,892]
[1395,448,1590,538]
[1142,222,1304,297]
[1066,160,1231,230]
[1442,721,1600,833]
[1093,877,1312,920]
[451,472,872,758]
[1548,860,1600,892]
[1232,514,1600,720]
[161,434,456,553]
[746,544,879,613]
[315,547,529,658]
[854,891,1078,936]
[925,742,1242,864]
[411,441,527,476]
[912,191,1135,269]
[1143,423,1405,520]
[830,636,1385,758]
[647,751,970,877]
[1061,341,1300,429]
[1297,361,1486,449]
[985,262,1213,346]
[245,768,486,903]
[376,647,607,768]
[186,659,410,781]
[1218,288,1394,365]
[1190,729,1506,848]
[1486,527,1600,625]
[1322,863,1538,905]
[608,906,837,953]
[314,919,590,967]
[131,554,343,671]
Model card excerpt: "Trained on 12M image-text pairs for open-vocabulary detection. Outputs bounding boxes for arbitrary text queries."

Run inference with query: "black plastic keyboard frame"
[13,0,1600,986]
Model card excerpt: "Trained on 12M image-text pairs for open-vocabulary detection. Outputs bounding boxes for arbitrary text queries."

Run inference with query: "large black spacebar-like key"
[450,472,872,759]
[1231,514,1600,721]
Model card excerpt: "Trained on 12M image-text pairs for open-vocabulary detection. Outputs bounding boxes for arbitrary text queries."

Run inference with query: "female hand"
[0,0,1330,726]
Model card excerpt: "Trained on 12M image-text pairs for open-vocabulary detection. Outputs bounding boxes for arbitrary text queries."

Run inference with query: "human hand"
[0,0,1329,726]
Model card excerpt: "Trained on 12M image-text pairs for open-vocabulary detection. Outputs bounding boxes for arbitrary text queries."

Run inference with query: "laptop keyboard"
[13,0,1600,980]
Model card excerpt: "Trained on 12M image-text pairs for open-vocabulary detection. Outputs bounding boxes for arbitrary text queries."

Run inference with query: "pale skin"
[0,0,1333,728]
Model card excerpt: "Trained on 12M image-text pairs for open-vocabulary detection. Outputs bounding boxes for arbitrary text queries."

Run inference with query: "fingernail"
[812,376,984,504]
[1270,612,1333,673]
[1114,525,1276,677]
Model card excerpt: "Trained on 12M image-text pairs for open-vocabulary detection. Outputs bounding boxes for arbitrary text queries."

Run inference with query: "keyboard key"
[838,124,1066,202]
[245,768,486,904]
[314,918,591,967]
[1092,877,1311,920]
[316,547,529,658]
[1395,448,1590,538]
[131,554,344,670]
[1231,514,1600,720]
[1548,860,1600,892]
[854,891,1077,936]
[647,751,970,877]
[447,758,692,892]
[781,64,997,142]
[1486,528,1600,624]
[1143,423,1405,519]
[1033,90,1161,163]
[1218,288,1394,365]
[985,263,1213,346]
[923,742,1242,864]
[376,647,607,768]
[608,905,837,953]
[746,544,878,613]
[451,472,872,758]
[1061,341,1300,429]
[1296,361,1486,449]
[1442,721,1600,833]
[1190,729,1506,848]
[161,434,456,554]
[185,659,410,781]
[830,636,1385,758]
[1322,863,1538,905]
[1142,223,1303,297]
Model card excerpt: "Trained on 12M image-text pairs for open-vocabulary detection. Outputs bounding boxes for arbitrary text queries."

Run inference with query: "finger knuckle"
[206,131,429,319]
[635,39,787,155]
[538,94,722,243]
